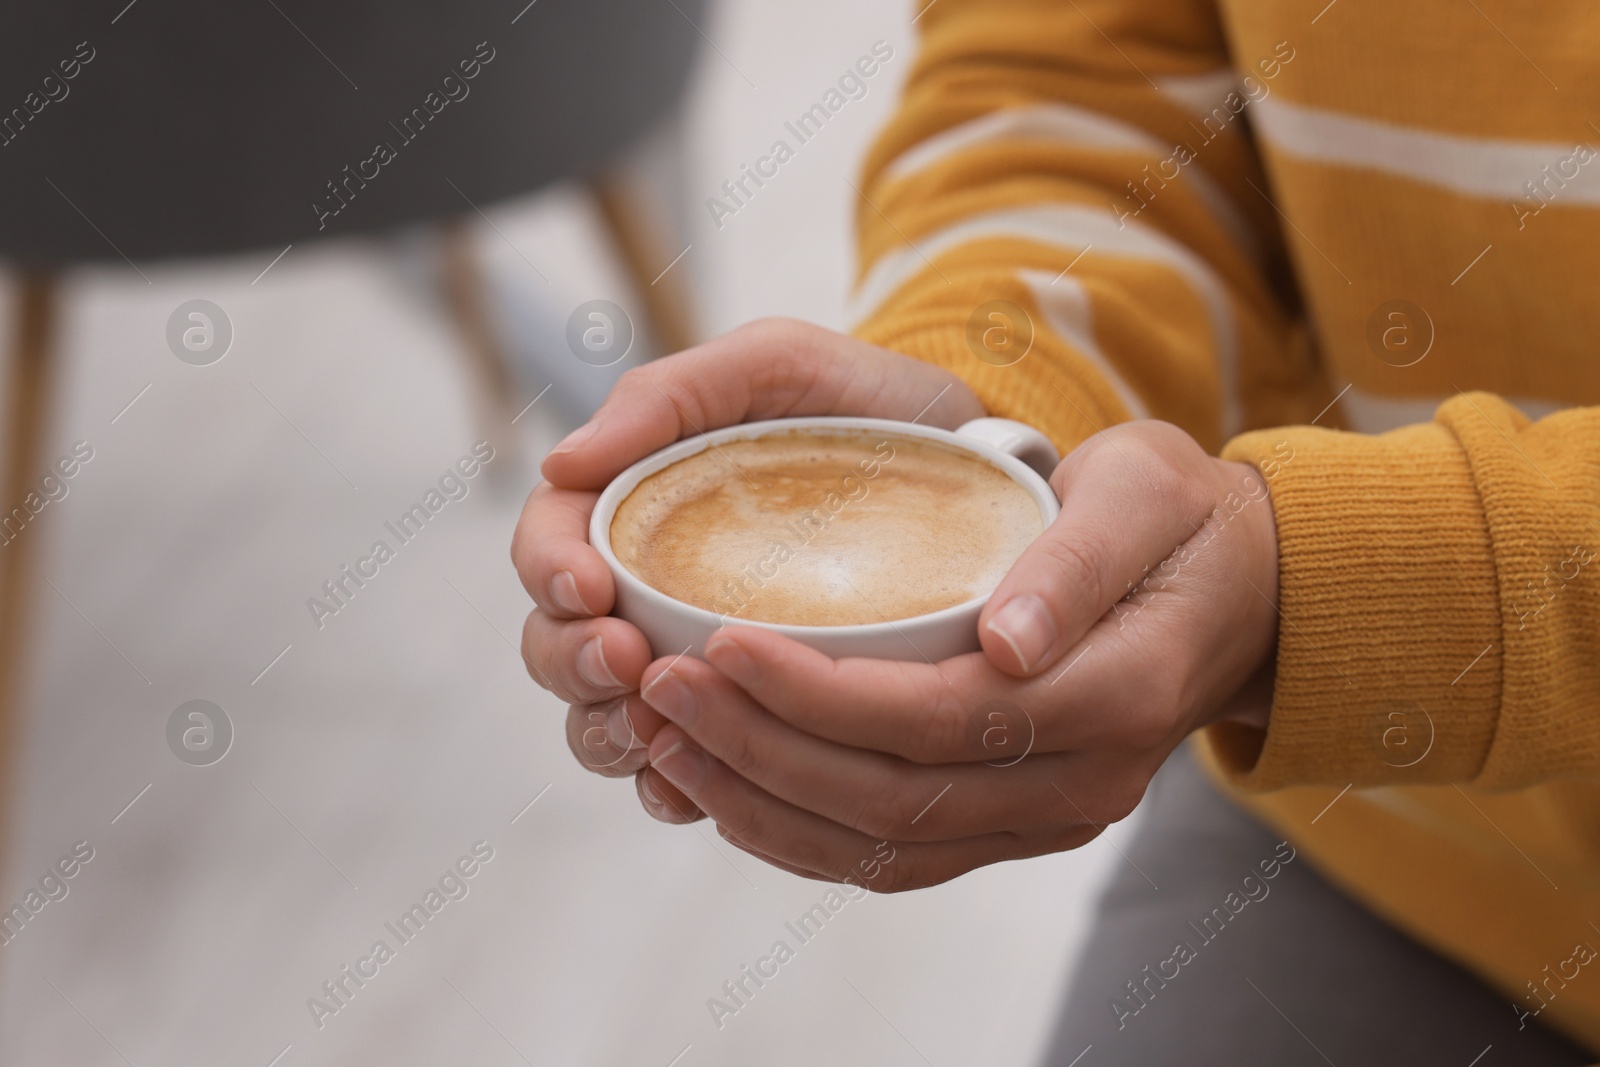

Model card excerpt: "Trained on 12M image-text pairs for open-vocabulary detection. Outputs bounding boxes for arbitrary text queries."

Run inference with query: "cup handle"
[955,417,1060,482]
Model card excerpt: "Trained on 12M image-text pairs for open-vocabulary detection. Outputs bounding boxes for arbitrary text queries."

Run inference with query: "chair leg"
[0,269,55,880]
[590,172,698,357]
[438,220,522,475]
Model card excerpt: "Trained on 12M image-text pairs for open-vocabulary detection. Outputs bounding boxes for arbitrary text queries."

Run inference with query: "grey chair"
[0,0,707,822]
[1,1,703,259]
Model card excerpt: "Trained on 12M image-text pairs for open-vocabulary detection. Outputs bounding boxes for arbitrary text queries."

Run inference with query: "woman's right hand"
[510,317,985,823]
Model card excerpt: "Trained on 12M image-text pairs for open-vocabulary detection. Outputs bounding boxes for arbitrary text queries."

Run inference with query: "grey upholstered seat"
[0,0,705,263]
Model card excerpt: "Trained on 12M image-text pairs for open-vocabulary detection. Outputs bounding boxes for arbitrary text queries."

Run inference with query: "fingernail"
[704,635,755,682]
[640,772,665,808]
[577,636,622,690]
[986,595,1056,673]
[640,772,689,824]
[642,670,697,728]
[605,699,645,751]
[551,420,600,456]
[550,570,591,615]
[653,740,706,796]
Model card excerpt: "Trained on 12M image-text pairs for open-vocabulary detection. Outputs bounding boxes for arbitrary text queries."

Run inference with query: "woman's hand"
[510,318,984,821]
[635,420,1281,890]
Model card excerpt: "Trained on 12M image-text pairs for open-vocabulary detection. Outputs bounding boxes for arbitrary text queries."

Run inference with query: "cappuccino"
[609,430,1043,626]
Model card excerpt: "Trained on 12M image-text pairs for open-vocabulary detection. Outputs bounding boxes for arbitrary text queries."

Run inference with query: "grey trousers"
[1039,747,1594,1066]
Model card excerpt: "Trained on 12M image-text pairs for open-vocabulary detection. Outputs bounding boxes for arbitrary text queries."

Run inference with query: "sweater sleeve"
[851,0,1325,456]
[1211,397,1600,791]
[853,1,1600,793]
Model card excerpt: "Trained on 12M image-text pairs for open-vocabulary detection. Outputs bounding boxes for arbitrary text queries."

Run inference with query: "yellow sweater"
[852,0,1600,1050]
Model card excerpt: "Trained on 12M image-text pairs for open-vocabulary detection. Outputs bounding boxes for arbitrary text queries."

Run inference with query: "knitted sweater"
[852,0,1600,1049]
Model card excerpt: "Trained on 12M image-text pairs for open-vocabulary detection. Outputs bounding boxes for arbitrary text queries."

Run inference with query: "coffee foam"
[609,430,1044,627]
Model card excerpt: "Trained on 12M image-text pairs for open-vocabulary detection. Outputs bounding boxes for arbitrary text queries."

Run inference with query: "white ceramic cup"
[589,416,1061,662]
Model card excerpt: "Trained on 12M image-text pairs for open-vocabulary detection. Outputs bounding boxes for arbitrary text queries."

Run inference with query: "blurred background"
[0,2,1134,1063]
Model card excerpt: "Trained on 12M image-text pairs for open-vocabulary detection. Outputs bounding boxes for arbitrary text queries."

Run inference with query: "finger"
[647,722,890,878]
[979,423,1217,676]
[565,695,667,778]
[718,828,835,883]
[637,766,704,824]
[647,724,1087,892]
[521,608,652,704]
[705,625,1159,764]
[641,654,1079,841]
[540,319,983,490]
[511,482,613,620]
[705,627,1015,763]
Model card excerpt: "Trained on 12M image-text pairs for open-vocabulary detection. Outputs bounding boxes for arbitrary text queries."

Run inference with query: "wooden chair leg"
[590,172,698,357]
[0,269,55,887]
[438,220,522,475]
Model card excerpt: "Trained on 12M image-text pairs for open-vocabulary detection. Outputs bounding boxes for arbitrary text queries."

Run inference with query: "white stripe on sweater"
[1018,269,1152,422]
[1252,97,1600,206]
[850,204,1240,435]
[879,103,1261,259]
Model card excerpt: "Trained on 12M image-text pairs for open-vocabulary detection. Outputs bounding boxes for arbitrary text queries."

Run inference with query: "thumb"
[978,426,1212,676]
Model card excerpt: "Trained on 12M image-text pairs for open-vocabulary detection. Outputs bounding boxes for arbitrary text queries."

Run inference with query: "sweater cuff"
[1207,420,1503,790]
[854,284,1132,457]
